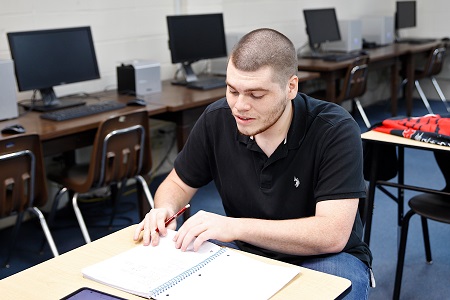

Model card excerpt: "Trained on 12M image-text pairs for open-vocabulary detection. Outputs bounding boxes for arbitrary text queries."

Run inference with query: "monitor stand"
[19,87,86,112]
[171,62,199,86]
[19,98,86,112]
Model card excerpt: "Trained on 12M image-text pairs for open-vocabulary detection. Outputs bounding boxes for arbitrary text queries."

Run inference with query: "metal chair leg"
[3,208,58,269]
[420,216,433,264]
[415,80,434,114]
[135,175,155,220]
[47,187,69,228]
[431,77,450,113]
[354,98,371,128]
[136,175,155,209]
[393,209,415,300]
[72,192,92,243]
[39,186,68,253]
[30,207,59,257]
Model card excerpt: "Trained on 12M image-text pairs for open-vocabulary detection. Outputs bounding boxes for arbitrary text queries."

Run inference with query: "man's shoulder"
[205,97,229,113]
[295,93,355,126]
[198,97,233,130]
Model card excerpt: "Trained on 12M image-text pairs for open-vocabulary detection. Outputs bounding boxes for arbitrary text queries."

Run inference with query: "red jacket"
[373,115,450,146]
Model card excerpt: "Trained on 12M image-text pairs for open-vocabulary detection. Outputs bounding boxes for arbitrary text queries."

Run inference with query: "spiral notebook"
[82,230,301,300]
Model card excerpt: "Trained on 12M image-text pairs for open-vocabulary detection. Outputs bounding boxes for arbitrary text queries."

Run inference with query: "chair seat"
[48,163,92,192]
[414,69,428,80]
[409,193,450,224]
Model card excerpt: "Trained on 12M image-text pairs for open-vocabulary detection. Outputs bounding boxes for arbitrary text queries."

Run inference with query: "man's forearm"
[232,199,358,256]
[154,169,196,213]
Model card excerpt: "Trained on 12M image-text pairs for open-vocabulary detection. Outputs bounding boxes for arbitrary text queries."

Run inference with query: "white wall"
[0,0,448,101]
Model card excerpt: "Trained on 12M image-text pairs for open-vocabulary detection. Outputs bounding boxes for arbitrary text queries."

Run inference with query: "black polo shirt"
[174,93,372,267]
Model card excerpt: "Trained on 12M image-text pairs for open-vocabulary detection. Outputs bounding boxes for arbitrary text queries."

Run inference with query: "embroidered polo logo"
[294,176,300,188]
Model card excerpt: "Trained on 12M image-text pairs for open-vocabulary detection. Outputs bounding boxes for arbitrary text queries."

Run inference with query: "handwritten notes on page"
[82,230,301,299]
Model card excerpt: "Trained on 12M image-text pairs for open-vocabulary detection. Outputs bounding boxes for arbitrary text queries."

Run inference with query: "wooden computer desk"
[298,41,442,117]
[0,225,351,299]
[0,101,166,157]
[361,130,450,245]
[0,81,222,156]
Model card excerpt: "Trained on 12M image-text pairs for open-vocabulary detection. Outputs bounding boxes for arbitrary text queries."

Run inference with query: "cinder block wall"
[1,1,447,105]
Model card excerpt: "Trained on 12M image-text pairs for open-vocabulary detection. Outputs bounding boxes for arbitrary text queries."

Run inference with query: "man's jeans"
[210,240,371,300]
[301,252,371,300]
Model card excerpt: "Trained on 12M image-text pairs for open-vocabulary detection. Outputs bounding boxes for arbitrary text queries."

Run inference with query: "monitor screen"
[166,13,227,83]
[396,1,416,29]
[7,26,100,110]
[303,8,341,52]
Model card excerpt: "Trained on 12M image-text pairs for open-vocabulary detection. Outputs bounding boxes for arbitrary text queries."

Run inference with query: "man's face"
[226,62,296,137]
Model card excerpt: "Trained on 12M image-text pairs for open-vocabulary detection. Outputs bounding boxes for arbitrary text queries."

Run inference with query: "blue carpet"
[1,97,450,299]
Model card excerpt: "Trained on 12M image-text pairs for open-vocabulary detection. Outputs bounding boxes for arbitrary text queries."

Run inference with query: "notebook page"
[82,230,222,298]
[155,249,301,300]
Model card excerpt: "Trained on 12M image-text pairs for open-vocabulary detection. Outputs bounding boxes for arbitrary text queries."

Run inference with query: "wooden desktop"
[0,100,165,157]
[0,225,351,299]
[298,41,443,117]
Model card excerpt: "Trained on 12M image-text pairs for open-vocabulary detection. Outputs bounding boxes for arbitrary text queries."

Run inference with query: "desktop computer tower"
[322,19,362,53]
[117,60,161,95]
[0,59,19,121]
[361,16,395,45]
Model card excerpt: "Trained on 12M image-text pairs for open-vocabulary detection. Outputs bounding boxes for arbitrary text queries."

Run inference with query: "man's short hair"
[229,28,298,86]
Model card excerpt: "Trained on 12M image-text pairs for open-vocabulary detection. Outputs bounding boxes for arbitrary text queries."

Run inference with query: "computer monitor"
[166,13,227,84]
[303,8,341,56]
[7,26,100,111]
[396,1,416,30]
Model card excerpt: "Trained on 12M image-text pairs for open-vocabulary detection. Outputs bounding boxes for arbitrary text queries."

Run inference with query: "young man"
[134,28,373,299]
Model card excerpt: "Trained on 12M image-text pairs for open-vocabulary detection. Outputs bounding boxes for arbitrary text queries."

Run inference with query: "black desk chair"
[47,110,154,243]
[0,134,59,268]
[393,150,450,299]
[311,56,372,128]
[401,45,449,114]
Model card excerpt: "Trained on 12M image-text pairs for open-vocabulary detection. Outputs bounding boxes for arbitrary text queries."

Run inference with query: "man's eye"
[251,94,264,99]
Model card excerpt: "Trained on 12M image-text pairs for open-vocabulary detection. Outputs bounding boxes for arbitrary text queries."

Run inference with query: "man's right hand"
[133,207,175,246]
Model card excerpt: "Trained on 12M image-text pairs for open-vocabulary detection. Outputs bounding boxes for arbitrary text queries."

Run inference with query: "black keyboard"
[40,100,126,121]
[322,51,365,62]
[186,77,227,90]
[396,38,436,45]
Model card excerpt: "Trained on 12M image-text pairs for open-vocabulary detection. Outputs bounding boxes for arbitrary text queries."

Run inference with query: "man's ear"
[287,75,299,98]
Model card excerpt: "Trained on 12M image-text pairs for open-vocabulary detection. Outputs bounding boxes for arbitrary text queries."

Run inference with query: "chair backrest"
[0,134,47,217]
[336,56,370,104]
[86,110,152,191]
[420,46,446,77]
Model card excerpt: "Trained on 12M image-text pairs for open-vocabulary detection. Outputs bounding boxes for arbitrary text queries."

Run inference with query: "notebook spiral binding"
[149,247,228,298]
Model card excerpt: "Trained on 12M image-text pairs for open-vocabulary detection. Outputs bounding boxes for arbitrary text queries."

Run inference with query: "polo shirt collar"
[286,93,307,149]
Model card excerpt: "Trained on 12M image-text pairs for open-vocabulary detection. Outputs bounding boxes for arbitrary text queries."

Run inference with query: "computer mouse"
[126,98,147,106]
[1,124,26,134]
